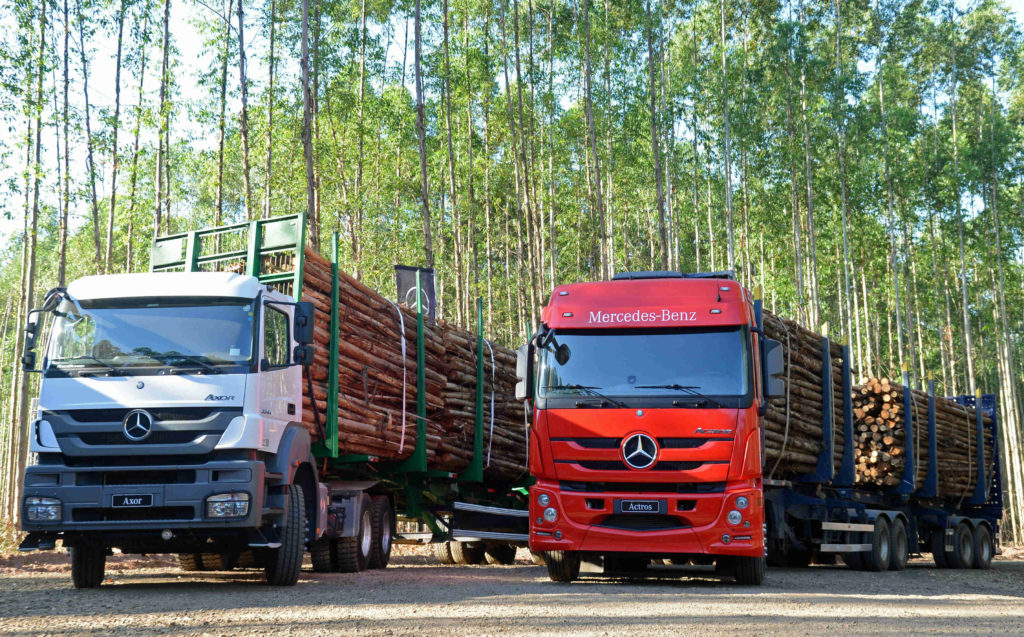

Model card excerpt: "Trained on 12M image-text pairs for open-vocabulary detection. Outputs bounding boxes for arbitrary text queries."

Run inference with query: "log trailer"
[18,214,529,587]
[515,270,1002,584]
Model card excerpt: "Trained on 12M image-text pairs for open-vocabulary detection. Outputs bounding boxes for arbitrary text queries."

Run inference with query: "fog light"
[538,493,550,506]
[735,496,749,510]
[543,507,558,523]
[206,492,250,518]
[161,529,174,541]
[727,510,742,525]
[554,530,562,539]
[25,497,61,522]
[722,534,731,544]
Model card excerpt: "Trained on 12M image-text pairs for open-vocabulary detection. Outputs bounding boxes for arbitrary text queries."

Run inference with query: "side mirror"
[294,301,315,345]
[764,338,785,398]
[554,343,570,366]
[515,344,533,401]
[24,323,38,351]
[22,350,37,372]
[293,345,313,367]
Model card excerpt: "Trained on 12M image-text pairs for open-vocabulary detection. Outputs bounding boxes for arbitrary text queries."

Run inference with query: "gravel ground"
[0,549,1022,636]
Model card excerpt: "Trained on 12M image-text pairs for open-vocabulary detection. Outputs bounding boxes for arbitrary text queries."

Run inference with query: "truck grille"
[75,470,197,486]
[560,481,726,494]
[559,460,715,472]
[596,514,689,531]
[57,407,227,422]
[72,506,194,522]
[76,431,205,446]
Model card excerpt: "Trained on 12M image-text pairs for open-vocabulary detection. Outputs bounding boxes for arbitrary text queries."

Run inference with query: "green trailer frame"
[151,214,530,543]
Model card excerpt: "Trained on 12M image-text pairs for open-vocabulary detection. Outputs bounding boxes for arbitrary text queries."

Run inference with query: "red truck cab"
[516,271,783,584]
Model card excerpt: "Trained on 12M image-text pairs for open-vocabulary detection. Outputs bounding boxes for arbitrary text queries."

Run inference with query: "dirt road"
[1,552,1021,636]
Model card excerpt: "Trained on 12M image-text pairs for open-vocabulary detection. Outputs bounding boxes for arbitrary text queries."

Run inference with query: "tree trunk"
[105,0,126,272]
[301,0,317,248]
[237,0,253,218]
[154,0,170,235]
[58,0,70,285]
[414,0,433,266]
[264,0,277,220]
[719,0,733,271]
[442,0,458,316]
[582,0,605,279]
[353,0,367,278]
[216,0,233,227]
[76,1,103,271]
[648,0,667,269]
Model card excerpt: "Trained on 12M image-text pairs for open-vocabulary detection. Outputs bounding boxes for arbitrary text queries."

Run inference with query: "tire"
[889,518,909,572]
[177,553,204,572]
[367,496,393,569]
[70,545,106,589]
[433,541,456,565]
[931,530,949,568]
[733,556,766,585]
[265,483,306,586]
[862,517,891,572]
[484,543,518,565]
[840,551,864,570]
[450,541,486,565]
[530,551,547,566]
[201,553,237,571]
[336,495,373,573]
[544,551,581,583]
[972,525,993,570]
[949,522,974,569]
[310,538,337,573]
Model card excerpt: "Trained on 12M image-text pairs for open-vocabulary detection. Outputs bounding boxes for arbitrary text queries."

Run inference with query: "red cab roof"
[541,276,754,330]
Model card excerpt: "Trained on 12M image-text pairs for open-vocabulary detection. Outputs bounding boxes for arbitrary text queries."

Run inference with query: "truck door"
[257,300,301,452]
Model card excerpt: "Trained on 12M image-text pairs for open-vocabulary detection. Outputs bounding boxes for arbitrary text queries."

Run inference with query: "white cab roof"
[68,272,267,301]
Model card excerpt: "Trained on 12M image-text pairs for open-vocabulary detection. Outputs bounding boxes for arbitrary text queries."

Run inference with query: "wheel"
[336,495,373,573]
[931,530,949,568]
[70,545,106,589]
[177,553,204,572]
[862,517,891,572]
[544,551,581,583]
[733,556,766,585]
[530,550,547,566]
[450,541,486,565]
[949,522,974,569]
[433,541,456,565]
[264,483,306,586]
[484,543,518,565]
[972,525,993,570]
[201,553,236,571]
[889,518,909,571]
[840,551,864,570]
[310,538,337,572]
[367,496,393,569]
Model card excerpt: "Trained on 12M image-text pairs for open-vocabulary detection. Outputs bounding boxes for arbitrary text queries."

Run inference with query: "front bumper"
[528,479,764,558]
[20,458,266,534]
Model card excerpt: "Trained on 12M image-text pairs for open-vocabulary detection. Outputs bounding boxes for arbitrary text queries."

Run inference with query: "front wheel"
[70,545,106,589]
[733,556,766,586]
[264,483,306,586]
[544,551,581,583]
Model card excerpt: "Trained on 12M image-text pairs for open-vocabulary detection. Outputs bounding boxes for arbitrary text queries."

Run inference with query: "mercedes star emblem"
[122,409,154,442]
[621,433,658,470]
[136,381,145,389]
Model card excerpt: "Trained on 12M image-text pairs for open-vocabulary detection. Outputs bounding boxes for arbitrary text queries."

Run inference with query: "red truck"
[515,270,784,584]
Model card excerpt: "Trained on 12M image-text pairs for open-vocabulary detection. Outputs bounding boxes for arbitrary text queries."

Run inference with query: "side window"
[264,306,290,367]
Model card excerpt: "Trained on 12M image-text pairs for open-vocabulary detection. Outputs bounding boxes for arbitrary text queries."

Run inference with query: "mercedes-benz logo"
[621,433,658,470]
[122,410,154,442]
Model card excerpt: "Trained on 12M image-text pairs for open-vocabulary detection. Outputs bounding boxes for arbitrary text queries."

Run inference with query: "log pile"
[298,248,527,481]
[763,312,846,477]
[853,378,994,497]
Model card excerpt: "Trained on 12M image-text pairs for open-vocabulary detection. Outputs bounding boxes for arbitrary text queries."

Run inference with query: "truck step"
[819,543,872,553]
[262,507,285,516]
[821,521,875,532]
[452,501,530,518]
[395,532,435,545]
[452,529,530,542]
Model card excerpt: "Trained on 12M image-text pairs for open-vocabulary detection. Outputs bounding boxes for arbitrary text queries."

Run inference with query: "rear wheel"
[862,518,891,572]
[265,483,306,586]
[177,553,204,572]
[949,522,974,569]
[433,541,456,565]
[450,541,486,565]
[367,496,393,569]
[484,543,518,565]
[733,556,766,586]
[544,551,581,583]
[310,538,338,572]
[972,525,993,570]
[336,495,373,573]
[889,518,909,572]
[931,530,949,568]
[840,551,864,570]
[70,545,106,589]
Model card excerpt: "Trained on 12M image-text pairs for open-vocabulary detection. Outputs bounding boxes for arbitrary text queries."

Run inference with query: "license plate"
[617,499,662,514]
[112,494,153,508]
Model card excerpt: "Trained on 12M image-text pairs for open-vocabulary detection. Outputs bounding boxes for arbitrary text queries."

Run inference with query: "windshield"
[537,327,751,401]
[46,298,256,374]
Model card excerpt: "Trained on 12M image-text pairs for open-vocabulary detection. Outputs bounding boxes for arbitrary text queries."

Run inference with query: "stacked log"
[763,312,846,477]
[298,248,527,481]
[853,378,994,498]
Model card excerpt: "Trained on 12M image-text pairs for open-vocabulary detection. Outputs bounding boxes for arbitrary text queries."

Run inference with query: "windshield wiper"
[547,384,627,408]
[634,384,723,407]
[154,353,223,375]
[56,356,125,376]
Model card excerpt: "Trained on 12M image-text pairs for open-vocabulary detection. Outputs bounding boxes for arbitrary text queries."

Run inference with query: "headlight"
[727,510,742,525]
[206,492,250,518]
[543,507,558,522]
[735,496,749,510]
[25,496,61,521]
[538,493,550,506]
